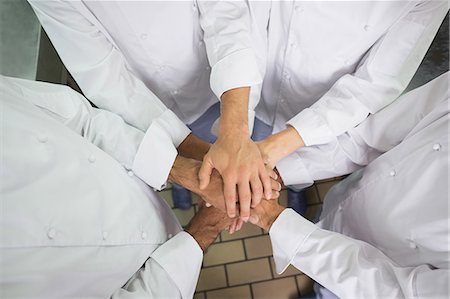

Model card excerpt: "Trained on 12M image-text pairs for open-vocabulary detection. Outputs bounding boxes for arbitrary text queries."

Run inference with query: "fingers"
[259,164,272,200]
[238,180,252,222]
[198,158,213,190]
[223,177,237,218]
[250,175,263,208]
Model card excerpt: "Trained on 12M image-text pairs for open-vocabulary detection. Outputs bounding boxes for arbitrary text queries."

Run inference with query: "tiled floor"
[159,178,343,299]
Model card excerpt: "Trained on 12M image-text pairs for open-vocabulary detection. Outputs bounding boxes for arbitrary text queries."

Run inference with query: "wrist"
[169,156,202,193]
[219,87,250,137]
[185,225,220,252]
[262,206,285,232]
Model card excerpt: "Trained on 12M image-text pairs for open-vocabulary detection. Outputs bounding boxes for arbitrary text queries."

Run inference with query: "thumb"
[198,158,214,190]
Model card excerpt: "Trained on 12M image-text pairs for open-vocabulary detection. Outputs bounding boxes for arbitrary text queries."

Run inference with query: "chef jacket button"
[364,25,370,31]
[389,169,396,177]
[205,66,211,70]
[127,170,134,177]
[141,231,147,240]
[168,233,173,239]
[172,90,179,95]
[408,240,418,249]
[140,33,148,40]
[198,40,204,46]
[88,154,96,163]
[280,98,285,104]
[47,228,56,239]
[157,65,165,72]
[338,204,343,211]
[432,143,441,151]
[283,72,291,80]
[295,5,302,13]
[102,231,108,240]
[37,134,48,143]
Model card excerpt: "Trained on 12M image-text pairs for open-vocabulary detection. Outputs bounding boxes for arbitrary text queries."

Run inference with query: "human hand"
[257,127,305,169]
[248,197,285,232]
[199,135,273,221]
[185,200,235,251]
[227,177,282,234]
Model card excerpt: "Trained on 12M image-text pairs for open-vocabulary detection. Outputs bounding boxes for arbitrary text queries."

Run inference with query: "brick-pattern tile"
[251,277,299,299]
[304,204,322,222]
[244,235,272,259]
[196,266,227,292]
[203,240,246,267]
[305,185,320,204]
[316,180,340,202]
[158,189,173,208]
[278,189,288,207]
[221,222,263,241]
[269,257,302,278]
[226,258,272,286]
[296,275,315,296]
[194,292,205,299]
[173,207,195,227]
[206,285,252,299]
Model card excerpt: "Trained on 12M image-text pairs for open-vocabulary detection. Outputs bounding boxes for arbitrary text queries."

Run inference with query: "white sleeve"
[277,72,449,189]
[27,0,190,189]
[287,1,447,146]
[270,209,450,299]
[12,76,184,190]
[112,232,203,299]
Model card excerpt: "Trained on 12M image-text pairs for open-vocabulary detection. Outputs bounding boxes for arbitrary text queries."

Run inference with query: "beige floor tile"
[206,285,252,299]
[203,240,246,267]
[158,189,173,208]
[296,275,315,296]
[316,181,340,202]
[244,235,273,259]
[252,277,299,299]
[221,222,262,241]
[278,189,288,207]
[194,292,205,299]
[226,258,272,286]
[269,257,302,278]
[196,266,227,292]
[305,185,320,205]
[173,207,195,227]
[304,204,322,222]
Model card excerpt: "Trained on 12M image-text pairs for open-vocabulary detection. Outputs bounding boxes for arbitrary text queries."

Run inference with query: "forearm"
[219,87,251,137]
[177,133,211,161]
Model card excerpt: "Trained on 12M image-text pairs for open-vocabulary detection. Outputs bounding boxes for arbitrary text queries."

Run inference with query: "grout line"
[294,274,301,297]
[241,238,248,260]
[198,276,304,294]
[224,263,230,288]
[249,283,255,299]
[268,256,275,279]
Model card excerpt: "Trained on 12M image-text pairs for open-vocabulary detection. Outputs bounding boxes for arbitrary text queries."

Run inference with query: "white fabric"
[27,0,262,188]
[0,76,203,298]
[262,0,448,183]
[269,73,449,298]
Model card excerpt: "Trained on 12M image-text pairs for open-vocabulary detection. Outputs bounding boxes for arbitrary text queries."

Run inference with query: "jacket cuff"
[276,152,314,191]
[269,209,318,274]
[210,48,262,99]
[132,110,191,190]
[287,109,335,146]
[151,231,203,299]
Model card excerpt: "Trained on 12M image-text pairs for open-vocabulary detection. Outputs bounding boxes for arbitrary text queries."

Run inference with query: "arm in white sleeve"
[270,209,450,298]
[197,0,265,132]
[278,71,449,189]
[11,76,184,189]
[288,1,447,146]
[112,232,203,299]
[27,0,190,189]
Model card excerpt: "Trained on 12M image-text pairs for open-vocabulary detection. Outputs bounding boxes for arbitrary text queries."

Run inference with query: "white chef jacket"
[240,1,447,184]
[27,0,262,190]
[269,73,449,298]
[0,76,203,298]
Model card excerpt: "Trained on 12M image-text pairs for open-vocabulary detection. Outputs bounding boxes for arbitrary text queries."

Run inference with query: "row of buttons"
[46,228,174,241]
[389,143,441,177]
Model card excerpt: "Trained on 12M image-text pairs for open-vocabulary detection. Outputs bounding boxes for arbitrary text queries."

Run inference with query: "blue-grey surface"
[407,12,449,91]
[0,0,41,79]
